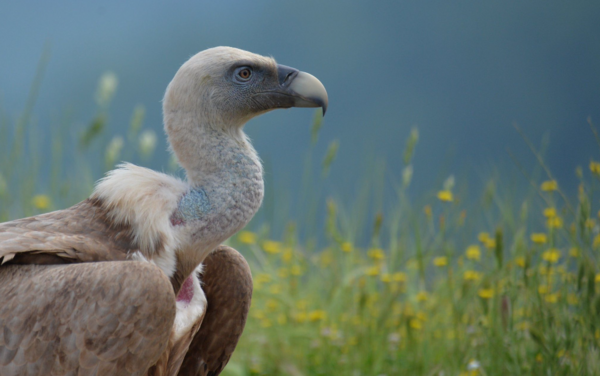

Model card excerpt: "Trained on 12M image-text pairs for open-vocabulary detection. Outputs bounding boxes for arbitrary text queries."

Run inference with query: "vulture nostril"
[284,72,294,84]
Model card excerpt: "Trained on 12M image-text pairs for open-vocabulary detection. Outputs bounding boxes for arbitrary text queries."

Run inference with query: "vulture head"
[163,46,328,131]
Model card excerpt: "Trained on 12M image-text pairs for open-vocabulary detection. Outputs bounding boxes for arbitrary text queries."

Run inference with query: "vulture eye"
[235,67,253,82]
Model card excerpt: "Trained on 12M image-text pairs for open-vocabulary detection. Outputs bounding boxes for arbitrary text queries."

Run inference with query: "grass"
[3,68,600,376]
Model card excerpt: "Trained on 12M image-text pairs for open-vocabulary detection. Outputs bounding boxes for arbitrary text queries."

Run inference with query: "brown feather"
[0,261,176,376]
[177,245,253,376]
[0,198,138,265]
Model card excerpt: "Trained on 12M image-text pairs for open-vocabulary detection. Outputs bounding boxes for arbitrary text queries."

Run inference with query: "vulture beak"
[276,64,329,116]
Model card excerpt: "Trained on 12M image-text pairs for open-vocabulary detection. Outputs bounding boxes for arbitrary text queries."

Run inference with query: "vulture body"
[0,47,328,375]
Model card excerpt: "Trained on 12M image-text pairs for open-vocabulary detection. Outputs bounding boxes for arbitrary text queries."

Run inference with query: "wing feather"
[0,261,176,376]
[0,199,137,265]
[177,245,253,376]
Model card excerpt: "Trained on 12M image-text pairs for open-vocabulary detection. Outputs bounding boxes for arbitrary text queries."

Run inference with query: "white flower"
[138,130,157,159]
[443,174,455,191]
[95,72,118,107]
[467,360,481,371]
[388,333,401,344]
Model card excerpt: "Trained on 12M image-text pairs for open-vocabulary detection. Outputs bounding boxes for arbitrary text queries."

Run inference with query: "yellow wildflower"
[515,257,526,268]
[437,190,453,202]
[586,218,596,228]
[484,238,496,249]
[367,248,386,260]
[541,180,558,192]
[366,266,380,276]
[433,256,448,267]
[595,273,600,283]
[547,216,563,229]
[31,195,51,210]
[262,240,282,254]
[255,273,271,284]
[409,318,422,330]
[463,270,482,281]
[543,207,557,218]
[238,231,257,244]
[590,161,600,174]
[392,272,408,282]
[380,273,392,283]
[416,291,428,302]
[478,232,490,243]
[538,285,549,294]
[545,293,559,303]
[569,247,579,258]
[308,310,327,322]
[536,354,543,363]
[465,245,481,261]
[282,248,293,262]
[290,265,303,276]
[341,242,353,252]
[478,288,494,299]
[542,249,561,263]
[530,233,547,244]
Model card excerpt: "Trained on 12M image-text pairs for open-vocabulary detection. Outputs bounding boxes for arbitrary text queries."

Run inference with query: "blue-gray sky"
[1,1,599,204]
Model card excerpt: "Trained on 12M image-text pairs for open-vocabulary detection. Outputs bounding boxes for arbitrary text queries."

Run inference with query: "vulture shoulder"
[0,163,190,274]
[0,198,134,265]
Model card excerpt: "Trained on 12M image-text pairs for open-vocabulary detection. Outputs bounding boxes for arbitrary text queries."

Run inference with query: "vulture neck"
[165,113,263,284]
[167,116,260,187]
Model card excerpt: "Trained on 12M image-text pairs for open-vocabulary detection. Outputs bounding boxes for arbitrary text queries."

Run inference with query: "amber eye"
[235,67,253,82]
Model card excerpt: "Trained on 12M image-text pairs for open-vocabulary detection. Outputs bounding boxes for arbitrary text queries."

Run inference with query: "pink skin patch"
[176,276,194,304]
[170,214,185,226]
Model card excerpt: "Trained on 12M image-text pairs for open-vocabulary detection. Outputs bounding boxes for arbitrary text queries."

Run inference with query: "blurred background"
[3,3,600,373]
[1,0,599,217]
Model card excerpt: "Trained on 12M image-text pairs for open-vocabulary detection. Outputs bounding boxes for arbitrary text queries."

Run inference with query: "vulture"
[0,47,328,376]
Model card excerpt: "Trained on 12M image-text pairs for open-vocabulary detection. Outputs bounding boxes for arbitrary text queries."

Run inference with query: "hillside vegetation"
[2,70,599,376]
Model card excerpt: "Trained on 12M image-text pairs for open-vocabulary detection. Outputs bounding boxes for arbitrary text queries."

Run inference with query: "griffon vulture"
[0,47,328,376]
